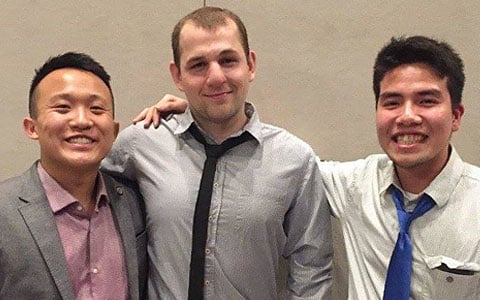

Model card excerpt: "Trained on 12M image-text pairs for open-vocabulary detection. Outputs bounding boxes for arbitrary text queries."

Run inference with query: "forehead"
[178,19,243,60]
[35,68,112,103]
[380,63,447,92]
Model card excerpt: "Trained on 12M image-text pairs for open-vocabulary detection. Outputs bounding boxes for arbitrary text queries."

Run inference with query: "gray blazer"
[0,163,147,299]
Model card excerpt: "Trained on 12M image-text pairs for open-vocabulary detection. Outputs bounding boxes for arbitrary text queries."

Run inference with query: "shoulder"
[0,174,23,193]
[319,153,391,182]
[101,171,142,201]
[461,161,480,182]
[115,119,181,150]
[258,122,316,158]
[101,171,145,233]
[0,166,39,203]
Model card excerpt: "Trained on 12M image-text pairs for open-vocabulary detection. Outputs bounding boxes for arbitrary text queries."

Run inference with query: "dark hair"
[171,6,250,69]
[373,36,465,109]
[29,52,114,117]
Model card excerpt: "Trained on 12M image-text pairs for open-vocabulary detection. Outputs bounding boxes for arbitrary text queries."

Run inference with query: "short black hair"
[373,36,465,109]
[29,52,114,117]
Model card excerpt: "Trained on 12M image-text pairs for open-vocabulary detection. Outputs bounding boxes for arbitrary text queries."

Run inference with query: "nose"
[205,62,227,87]
[397,101,421,125]
[70,107,93,129]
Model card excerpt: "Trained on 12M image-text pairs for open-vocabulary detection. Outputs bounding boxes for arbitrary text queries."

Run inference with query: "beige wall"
[1,1,479,299]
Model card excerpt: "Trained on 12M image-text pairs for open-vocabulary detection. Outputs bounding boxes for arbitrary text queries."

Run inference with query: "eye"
[220,57,238,67]
[380,99,400,109]
[419,98,438,106]
[53,104,71,113]
[188,61,207,71]
[91,105,106,114]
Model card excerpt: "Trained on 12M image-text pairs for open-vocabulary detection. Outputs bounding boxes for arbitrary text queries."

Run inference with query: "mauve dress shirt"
[38,164,128,300]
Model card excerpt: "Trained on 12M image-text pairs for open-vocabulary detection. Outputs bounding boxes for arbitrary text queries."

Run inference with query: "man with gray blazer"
[0,52,147,299]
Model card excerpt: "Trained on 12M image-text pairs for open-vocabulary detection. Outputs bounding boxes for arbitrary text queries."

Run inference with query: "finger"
[133,108,149,124]
[143,107,155,129]
[153,107,161,128]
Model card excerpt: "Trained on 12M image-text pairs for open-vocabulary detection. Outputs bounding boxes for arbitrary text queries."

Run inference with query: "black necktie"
[187,124,253,300]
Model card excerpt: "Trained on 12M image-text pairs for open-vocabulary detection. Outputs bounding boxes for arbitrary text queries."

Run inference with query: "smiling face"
[376,63,464,176]
[23,68,119,176]
[169,18,256,137]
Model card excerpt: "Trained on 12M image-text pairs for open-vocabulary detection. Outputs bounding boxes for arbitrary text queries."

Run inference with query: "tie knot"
[205,144,227,158]
[391,186,435,232]
[189,124,253,160]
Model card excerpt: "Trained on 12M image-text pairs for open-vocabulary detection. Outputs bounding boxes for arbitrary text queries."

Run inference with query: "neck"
[194,112,249,143]
[395,158,449,194]
[395,147,452,194]
[395,167,436,194]
[41,162,99,214]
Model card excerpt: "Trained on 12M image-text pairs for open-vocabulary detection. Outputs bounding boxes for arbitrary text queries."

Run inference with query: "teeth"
[396,135,425,145]
[68,137,93,144]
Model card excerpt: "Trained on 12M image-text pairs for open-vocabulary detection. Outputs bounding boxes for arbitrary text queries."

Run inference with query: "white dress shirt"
[320,147,480,299]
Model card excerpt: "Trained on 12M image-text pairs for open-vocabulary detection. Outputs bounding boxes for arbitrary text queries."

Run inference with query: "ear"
[247,50,257,82]
[23,117,39,140]
[113,121,120,138]
[452,104,464,132]
[169,61,184,92]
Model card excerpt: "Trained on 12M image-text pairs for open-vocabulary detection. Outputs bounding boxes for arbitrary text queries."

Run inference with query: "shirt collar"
[171,102,263,144]
[37,163,109,213]
[379,145,464,208]
[422,146,464,208]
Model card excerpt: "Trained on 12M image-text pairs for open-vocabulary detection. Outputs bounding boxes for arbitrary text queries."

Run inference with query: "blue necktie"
[383,186,435,300]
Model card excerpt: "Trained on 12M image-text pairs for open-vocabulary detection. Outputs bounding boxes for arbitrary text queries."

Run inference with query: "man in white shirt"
[320,36,480,299]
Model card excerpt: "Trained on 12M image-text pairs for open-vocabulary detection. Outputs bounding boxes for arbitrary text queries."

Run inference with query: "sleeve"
[283,154,333,299]
[318,157,357,220]
[101,124,139,181]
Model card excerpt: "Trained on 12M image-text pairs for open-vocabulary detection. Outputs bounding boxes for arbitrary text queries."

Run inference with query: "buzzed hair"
[171,6,250,69]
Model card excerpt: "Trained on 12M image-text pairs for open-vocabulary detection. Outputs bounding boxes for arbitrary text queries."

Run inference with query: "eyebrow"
[379,88,442,100]
[49,93,110,103]
[417,89,442,97]
[378,91,401,99]
[185,49,240,66]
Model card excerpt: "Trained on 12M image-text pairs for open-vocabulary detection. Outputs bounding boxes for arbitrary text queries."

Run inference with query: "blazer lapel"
[105,175,140,300]
[18,164,75,300]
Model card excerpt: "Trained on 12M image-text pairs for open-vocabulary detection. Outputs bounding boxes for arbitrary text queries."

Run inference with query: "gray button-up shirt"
[102,104,333,299]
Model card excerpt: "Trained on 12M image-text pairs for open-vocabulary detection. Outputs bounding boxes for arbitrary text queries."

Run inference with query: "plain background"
[1,1,479,299]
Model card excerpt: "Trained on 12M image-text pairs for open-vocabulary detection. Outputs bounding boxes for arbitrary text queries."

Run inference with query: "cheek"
[430,111,457,132]
[375,114,389,132]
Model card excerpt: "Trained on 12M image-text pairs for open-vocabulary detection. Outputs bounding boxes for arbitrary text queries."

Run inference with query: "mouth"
[393,134,427,145]
[204,91,232,99]
[66,136,95,145]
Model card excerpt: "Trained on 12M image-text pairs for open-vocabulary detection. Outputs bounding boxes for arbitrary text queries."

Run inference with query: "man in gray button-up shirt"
[103,6,333,300]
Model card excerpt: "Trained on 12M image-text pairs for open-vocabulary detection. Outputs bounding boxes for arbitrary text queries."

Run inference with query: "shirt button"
[205,280,210,286]
[76,205,83,211]
[208,215,213,222]
[92,268,99,274]
[213,182,219,189]
[446,276,454,283]
[205,248,211,255]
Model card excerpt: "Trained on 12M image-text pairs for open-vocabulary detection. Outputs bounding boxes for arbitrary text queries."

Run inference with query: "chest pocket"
[426,256,480,300]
